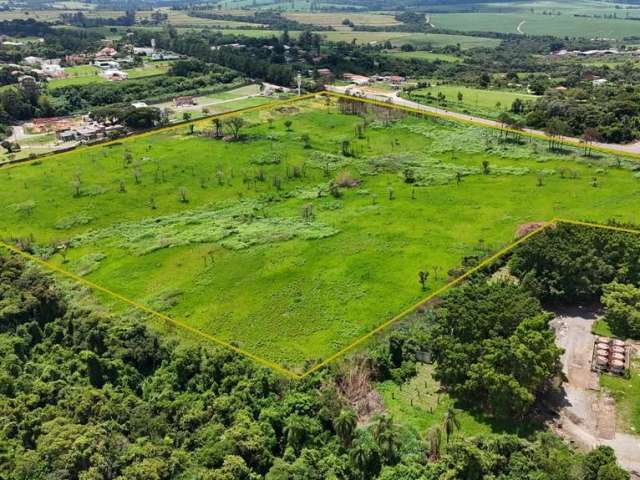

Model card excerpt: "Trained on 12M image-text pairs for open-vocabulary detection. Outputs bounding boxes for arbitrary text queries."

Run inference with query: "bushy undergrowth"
[69,201,338,255]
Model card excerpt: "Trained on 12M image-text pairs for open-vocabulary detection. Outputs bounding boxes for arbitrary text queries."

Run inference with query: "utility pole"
[297,73,302,96]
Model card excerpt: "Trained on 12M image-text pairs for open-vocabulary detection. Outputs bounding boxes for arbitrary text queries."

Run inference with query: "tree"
[350,437,381,479]
[602,282,640,339]
[403,168,416,184]
[582,127,601,157]
[544,118,568,152]
[284,120,292,131]
[510,223,640,303]
[178,186,188,203]
[224,116,244,140]
[511,98,525,114]
[333,409,357,448]
[124,107,161,129]
[442,407,460,443]
[372,415,399,464]
[426,426,442,460]
[418,271,429,290]
[431,281,561,418]
[583,446,620,480]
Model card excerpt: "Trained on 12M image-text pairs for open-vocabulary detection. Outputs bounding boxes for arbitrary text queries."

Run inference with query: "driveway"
[550,309,640,476]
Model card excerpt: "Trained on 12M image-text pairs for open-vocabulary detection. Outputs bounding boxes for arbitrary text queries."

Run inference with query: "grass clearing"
[378,364,542,437]
[2,94,640,373]
[386,51,462,63]
[406,84,539,119]
[601,356,640,434]
[47,62,172,89]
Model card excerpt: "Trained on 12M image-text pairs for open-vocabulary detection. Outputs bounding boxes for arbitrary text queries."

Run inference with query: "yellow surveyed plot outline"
[5,218,639,379]
[3,92,640,378]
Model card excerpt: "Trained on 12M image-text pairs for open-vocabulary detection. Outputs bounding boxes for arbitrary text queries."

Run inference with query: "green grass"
[592,318,615,337]
[601,357,640,434]
[2,95,640,372]
[378,364,542,438]
[386,50,462,63]
[405,84,538,119]
[430,11,640,40]
[47,62,172,89]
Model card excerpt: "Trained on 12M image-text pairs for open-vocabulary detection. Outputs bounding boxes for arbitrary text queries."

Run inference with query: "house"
[592,78,608,87]
[96,47,117,58]
[175,96,196,107]
[65,54,89,65]
[151,52,180,61]
[316,68,333,81]
[42,63,66,78]
[23,56,43,66]
[95,60,120,69]
[76,124,105,142]
[133,47,155,56]
[343,73,370,85]
[56,129,78,142]
[389,75,405,85]
[131,101,148,109]
[211,43,246,51]
[102,69,128,81]
[262,83,291,96]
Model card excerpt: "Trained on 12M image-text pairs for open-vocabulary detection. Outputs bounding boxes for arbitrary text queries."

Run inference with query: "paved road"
[326,85,640,156]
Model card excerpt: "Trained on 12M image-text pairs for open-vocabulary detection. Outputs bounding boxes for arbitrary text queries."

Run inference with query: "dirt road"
[550,309,640,475]
[326,85,640,156]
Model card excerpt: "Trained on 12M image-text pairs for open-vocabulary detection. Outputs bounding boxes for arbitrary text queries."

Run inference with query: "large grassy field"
[430,11,640,39]
[47,62,172,89]
[386,50,463,63]
[405,84,539,119]
[283,12,400,29]
[2,94,640,373]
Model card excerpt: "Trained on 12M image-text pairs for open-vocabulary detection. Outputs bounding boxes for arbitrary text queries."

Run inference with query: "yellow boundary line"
[0,240,301,379]
[3,216,640,379]
[0,93,318,171]
[323,91,640,162]
[300,219,557,377]
[4,92,640,378]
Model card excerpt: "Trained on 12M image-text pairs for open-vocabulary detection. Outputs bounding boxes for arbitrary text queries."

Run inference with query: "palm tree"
[426,426,442,460]
[284,415,307,452]
[333,409,357,448]
[350,442,370,478]
[372,414,393,443]
[442,407,460,443]
[372,414,398,464]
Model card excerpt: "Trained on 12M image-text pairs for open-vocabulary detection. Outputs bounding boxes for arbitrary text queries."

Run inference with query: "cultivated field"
[2,94,640,372]
[430,11,640,39]
[283,12,400,29]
